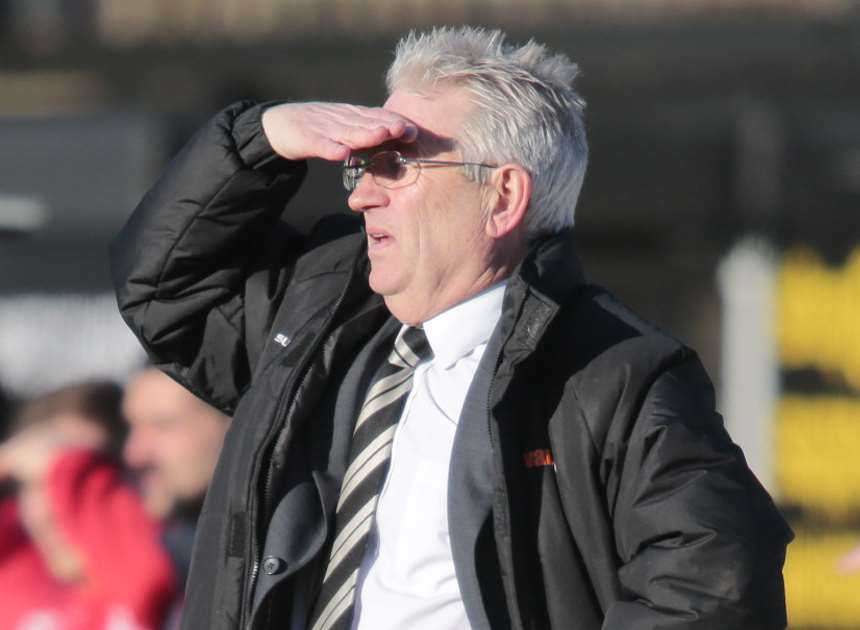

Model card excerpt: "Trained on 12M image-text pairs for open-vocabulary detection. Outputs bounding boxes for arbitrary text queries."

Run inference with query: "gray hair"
[387,26,589,238]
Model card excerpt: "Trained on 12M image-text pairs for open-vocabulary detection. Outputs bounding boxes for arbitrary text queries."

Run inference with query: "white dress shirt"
[351,282,507,630]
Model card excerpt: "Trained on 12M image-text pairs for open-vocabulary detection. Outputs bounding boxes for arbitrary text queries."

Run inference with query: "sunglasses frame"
[342,150,497,191]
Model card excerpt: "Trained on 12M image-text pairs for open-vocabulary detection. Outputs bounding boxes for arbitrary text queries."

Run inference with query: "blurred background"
[1,0,859,627]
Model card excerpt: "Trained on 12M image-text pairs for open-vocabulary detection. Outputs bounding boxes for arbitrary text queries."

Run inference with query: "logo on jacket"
[274,333,291,347]
[523,449,554,468]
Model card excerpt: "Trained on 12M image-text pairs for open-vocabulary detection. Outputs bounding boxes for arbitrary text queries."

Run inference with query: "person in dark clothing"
[122,367,228,525]
[121,365,230,627]
[112,26,792,630]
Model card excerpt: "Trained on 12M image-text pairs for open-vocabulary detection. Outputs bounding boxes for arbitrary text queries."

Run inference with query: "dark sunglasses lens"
[368,152,405,184]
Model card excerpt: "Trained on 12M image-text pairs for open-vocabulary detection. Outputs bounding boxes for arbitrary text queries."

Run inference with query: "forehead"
[382,86,474,154]
[124,371,186,414]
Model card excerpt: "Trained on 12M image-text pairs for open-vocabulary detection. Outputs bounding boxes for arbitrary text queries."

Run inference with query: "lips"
[366,227,393,251]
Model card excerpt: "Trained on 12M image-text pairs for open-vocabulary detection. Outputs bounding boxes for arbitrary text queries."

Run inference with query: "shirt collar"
[419,281,507,369]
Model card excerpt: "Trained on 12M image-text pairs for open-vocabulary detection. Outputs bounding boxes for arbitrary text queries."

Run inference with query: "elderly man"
[113,27,791,630]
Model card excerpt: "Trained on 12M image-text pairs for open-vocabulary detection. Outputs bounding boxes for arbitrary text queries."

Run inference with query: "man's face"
[348,87,496,324]
[122,369,227,519]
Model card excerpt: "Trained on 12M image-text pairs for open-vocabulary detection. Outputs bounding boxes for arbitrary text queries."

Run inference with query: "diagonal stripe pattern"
[308,326,432,630]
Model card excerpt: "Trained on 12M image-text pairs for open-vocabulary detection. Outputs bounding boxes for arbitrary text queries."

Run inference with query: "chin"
[381,294,425,326]
[142,488,174,520]
[367,268,400,297]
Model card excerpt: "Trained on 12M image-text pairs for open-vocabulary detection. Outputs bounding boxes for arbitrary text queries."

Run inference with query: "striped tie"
[308,326,432,630]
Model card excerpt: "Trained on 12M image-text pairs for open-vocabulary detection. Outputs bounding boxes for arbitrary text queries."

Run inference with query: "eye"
[369,152,406,181]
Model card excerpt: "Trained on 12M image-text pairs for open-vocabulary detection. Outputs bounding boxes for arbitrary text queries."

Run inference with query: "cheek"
[406,179,487,266]
[414,197,454,253]
[148,438,182,476]
[424,207,486,261]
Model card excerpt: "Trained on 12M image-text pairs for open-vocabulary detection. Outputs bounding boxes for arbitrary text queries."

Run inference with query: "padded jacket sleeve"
[111,101,308,413]
[603,357,792,629]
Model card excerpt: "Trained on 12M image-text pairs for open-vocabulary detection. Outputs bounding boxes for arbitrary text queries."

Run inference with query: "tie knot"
[395,326,433,367]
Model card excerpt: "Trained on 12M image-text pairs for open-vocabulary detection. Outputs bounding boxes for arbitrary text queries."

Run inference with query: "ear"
[484,164,532,240]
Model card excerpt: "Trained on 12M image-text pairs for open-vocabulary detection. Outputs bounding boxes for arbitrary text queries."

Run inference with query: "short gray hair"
[387,26,588,238]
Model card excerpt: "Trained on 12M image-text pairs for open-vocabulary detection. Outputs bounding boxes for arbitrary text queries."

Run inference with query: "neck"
[386,260,520,326]
[385,231,527,325]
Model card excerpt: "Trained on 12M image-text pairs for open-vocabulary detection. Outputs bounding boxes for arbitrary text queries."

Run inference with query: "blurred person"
[113,26,792,630]
[0,381,177,630]
[0,382,11,429]
[9,379,126,457]
[121,367,229,595]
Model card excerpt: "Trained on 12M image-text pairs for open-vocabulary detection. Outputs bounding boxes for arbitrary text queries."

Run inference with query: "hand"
[0,426,99,486]
[0,429,91,582]
[0,428,63,485]
[261,102,418,162]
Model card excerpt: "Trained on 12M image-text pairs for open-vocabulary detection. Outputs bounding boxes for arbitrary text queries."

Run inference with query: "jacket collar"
[499,228,587,364]
[515,227,586,305]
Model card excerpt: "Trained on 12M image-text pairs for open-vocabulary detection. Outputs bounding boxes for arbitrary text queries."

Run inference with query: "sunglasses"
[342,150,497,191]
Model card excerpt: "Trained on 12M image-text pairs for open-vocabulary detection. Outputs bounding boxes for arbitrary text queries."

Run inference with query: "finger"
[336,104,408,124]
[336,125,395,151]
[346,118,418,144]
[315,137,351,162]
[387,119,418,143]
[330,106,417,141]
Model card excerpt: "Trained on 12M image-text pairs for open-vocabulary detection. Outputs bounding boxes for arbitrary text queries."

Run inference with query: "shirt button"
[262,556,285,575]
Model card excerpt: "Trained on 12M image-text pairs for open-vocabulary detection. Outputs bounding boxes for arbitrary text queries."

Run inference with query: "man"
[122,366,229,618]
[112,27,792,630]
[123,367,229,522]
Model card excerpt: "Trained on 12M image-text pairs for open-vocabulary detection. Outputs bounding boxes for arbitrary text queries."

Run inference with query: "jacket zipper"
[247,357,316,629]
[243,262,360,630]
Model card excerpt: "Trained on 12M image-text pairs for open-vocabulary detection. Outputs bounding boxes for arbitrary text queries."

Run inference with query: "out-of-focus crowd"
[0,369,229,630]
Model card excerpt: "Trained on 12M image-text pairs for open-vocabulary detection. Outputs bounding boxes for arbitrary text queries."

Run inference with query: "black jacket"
[112,101,792,630]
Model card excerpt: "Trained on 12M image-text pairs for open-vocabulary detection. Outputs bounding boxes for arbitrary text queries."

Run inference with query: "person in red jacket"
[0,381,177,630]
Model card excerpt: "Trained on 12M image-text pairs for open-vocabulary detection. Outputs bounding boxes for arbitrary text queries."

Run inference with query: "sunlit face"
[122,369,227,519]
[348,87,497,324]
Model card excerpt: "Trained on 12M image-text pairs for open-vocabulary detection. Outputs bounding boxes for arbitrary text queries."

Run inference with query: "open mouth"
[367,230,392,247]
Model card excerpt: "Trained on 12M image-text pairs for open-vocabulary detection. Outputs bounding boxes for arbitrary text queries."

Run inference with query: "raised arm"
[111,101,416,412]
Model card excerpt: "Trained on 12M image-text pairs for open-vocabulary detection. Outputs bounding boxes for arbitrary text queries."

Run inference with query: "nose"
[347,173,387,214]
[122,428,149,469]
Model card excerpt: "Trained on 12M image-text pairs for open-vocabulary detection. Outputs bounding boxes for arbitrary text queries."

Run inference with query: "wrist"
[236,102,303,172]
